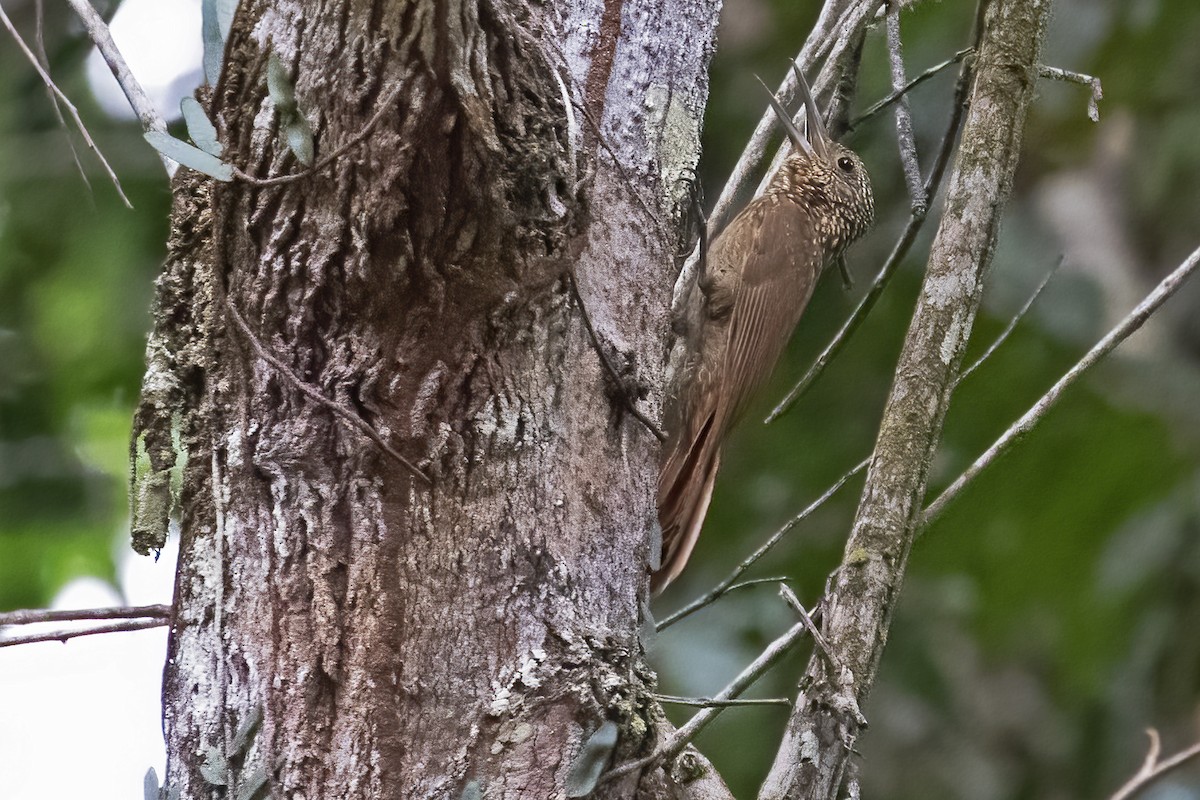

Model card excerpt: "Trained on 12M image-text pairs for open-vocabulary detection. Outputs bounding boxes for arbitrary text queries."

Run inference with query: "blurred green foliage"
[1,0,1198,798]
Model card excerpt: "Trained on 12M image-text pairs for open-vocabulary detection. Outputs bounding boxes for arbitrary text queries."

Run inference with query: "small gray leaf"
[181,97,223,157]
[216,0,237,40]
[200,0,224,85]
[284,116,315,166]
[143,132,234,182]
[143,767,160,800]
[199,746,228,786]
[565,721,619,798]
[266,54,296,112]
[235,767,269,800]
[459,780,483,800]
[231,707,262,756]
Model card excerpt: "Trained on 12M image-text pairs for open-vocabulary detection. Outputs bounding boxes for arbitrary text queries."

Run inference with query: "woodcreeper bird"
[654,66,875,593]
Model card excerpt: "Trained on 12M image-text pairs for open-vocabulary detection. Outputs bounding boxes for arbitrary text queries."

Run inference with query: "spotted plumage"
[654,69,874,593]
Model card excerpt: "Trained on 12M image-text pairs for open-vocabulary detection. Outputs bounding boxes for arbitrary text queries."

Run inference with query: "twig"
[64,0,173,179]
[568,273,667,442]
[601,618,811,784]
[653,694,791,709]
[656,457,868,632]
[778,584,835,673]
[0,604,170,626]
[847,47,973,131]
[1038,65,1103,122]
[0,1,132,207]
[885,3,925,214]
[0,618,167,648]
[36,0,92,194]
[921,242,1200,526]
[1109,729,1200,800]
[224,296,432,484]
[230,84,407,187]
[956,257,1061,385]
[765,25,976,426]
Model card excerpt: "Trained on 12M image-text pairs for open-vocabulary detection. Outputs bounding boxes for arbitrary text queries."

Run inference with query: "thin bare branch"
[224,296,432,484]
[602,619,811,784]
[885,3,925,213]
[36,0,92,194]
[922,242,1200,526]
[653,694,791,709]
[657,457,867,632]
[955,257,1060,385]
[847,47,973,131]
[1038,64,1103,122]
[0,604,170,626]
[1109,729,1200,800]
[0,1,132,207]
[0,618,167,648]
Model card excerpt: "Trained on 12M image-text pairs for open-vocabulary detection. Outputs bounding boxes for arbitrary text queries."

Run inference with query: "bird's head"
[762,65,875,254]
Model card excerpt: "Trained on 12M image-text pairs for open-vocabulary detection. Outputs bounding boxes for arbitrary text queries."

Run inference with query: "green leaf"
[199,746,228,786]
[284,115,315,167]
[181,97,223,157]
[235,767,269,800]
[143,767,160,800]
[459,780,483,800]
[200,0,224,85]
[231,707,263,756]
[266,54,296,112]
[565,721,619,798]
[143,132,234,182]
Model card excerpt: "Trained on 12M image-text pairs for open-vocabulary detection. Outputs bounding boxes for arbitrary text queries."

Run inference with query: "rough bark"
[758,0,1053,798]
[150,1,725,798]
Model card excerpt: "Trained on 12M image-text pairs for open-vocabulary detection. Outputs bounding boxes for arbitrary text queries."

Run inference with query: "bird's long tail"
[653,411,722,594]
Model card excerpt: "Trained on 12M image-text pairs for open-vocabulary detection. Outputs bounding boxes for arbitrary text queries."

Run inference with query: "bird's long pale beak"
[756,65,831,161]
[757,75,813,158]
[790,61,830,159]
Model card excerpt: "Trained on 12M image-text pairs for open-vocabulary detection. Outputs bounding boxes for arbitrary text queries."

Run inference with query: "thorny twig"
[1108,729,1200,800]
[0,1,131,206]
[224,296,432,484]
[922,242,1200,526]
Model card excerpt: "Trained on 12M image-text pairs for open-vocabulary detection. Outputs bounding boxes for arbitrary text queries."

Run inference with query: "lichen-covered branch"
[757,0,1053,797]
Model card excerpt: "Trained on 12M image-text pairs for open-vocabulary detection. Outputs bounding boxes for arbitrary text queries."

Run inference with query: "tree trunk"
[153,1,725,797]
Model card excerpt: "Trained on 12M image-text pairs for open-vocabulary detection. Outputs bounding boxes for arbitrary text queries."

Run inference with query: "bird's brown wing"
[719,198,823,427]
[654,198,822,593]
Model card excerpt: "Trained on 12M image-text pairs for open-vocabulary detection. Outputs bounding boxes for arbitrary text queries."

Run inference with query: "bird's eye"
[837,156,854,172]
